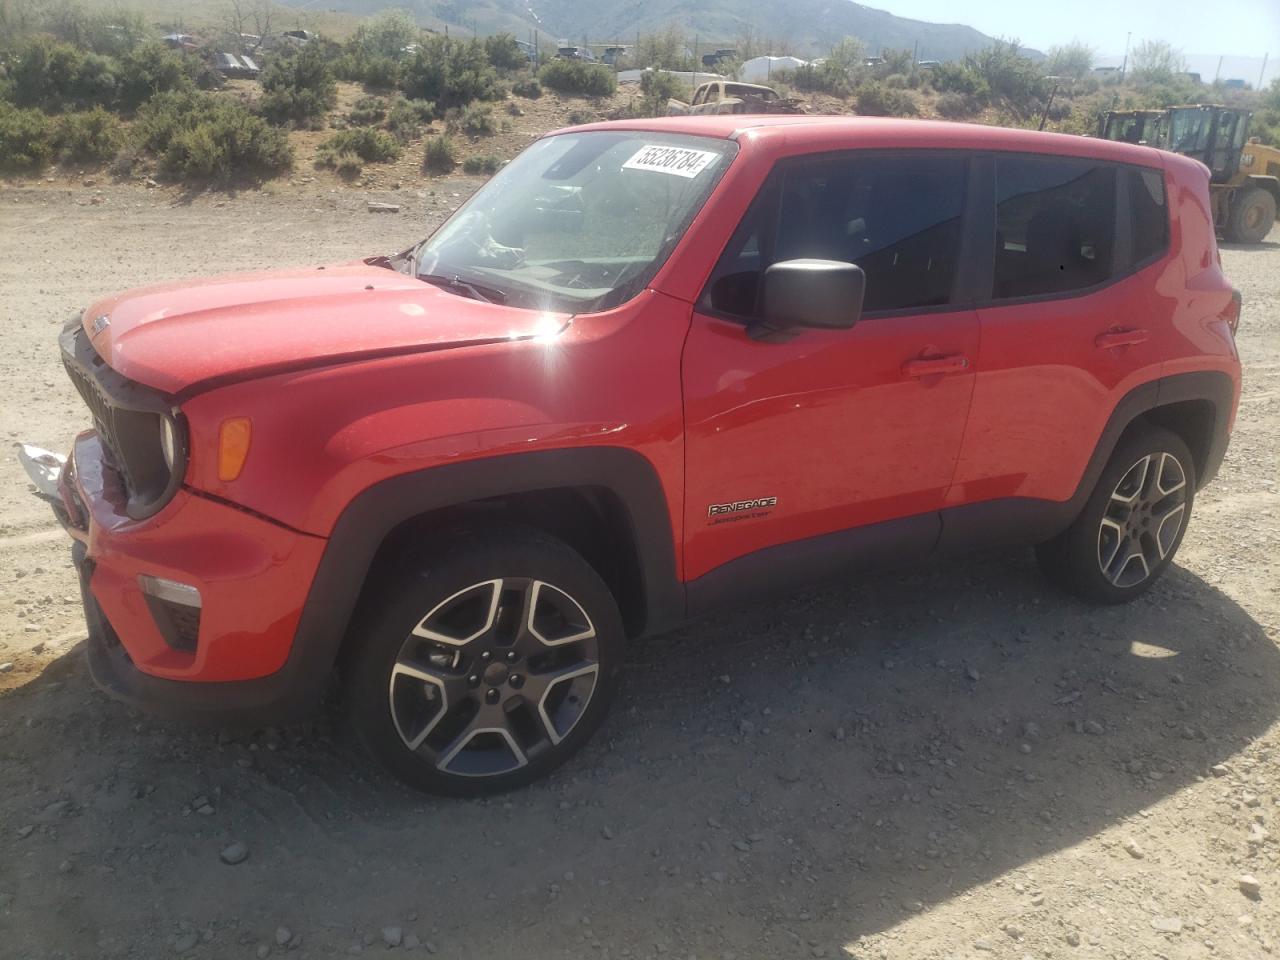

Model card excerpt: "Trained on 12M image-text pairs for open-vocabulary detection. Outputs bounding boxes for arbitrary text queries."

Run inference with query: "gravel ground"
[0,180,1277,960]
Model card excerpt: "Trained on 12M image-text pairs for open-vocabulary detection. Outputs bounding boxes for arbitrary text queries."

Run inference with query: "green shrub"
[116,41,199,110]
[0,103,56,172]
[930,62,990,100]
[348,95,387,125]
[1044,41,1096,82]
[8,37,111,111]
[42,4,152,57]
[259,45,337,128]
[361,56,401,90]
[854,82,918,117]
[446,102,496,136]
[348,10,420,62]
[539,58,616,97]
[401,37,503,112]
[794,60,855,98]
[134,91,292,181]
[966,40,1044,116]
[331,152,363,177]
[511,77,542,99]
[5,36,199,113]
[484,34,526,72]
[385,97,434,140]
[871,48,915,79]
[883,73,909,89]
[462,154,500,174]
[422,134,456,173]
[637,70,687,116]
[936,91,980,119]
[56,107,122,162]
[316,126,401,165]
[566,109,595,126]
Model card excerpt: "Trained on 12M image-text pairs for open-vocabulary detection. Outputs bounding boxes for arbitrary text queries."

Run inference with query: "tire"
[1036,425,1196,604]
[345,526,623,797]
[1224,186,1277,244]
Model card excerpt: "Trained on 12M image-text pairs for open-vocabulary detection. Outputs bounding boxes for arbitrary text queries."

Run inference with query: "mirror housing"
[755,259,865,336]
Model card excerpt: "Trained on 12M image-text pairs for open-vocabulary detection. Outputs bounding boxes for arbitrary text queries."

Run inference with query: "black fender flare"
[273,446,685,716]
[1077,369,1235,504]
[935,369,1236,555]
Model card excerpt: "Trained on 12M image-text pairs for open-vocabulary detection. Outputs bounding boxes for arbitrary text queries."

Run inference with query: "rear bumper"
[62,433,332,725]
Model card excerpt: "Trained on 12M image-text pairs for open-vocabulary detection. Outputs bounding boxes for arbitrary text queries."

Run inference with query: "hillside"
[282,0,1017,62]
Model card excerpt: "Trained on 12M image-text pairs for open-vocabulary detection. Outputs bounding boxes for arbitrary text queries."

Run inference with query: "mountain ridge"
[288,0,1024,63]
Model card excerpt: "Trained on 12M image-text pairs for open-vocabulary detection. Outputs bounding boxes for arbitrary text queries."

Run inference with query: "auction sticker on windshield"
[622,144,720,178]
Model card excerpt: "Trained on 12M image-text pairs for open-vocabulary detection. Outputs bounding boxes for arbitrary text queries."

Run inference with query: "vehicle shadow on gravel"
[2,550,1276,957]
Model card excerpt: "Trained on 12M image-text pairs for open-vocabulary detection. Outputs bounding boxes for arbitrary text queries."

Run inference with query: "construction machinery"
[1097,104,1279,243]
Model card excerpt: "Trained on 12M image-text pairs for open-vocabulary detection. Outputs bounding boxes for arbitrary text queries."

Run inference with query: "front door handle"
[902,355,970,378]
[1095,328,1149,349]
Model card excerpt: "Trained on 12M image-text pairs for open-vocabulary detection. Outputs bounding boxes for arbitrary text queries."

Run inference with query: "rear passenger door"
[682,152,982,585]
[950,154,1171,515]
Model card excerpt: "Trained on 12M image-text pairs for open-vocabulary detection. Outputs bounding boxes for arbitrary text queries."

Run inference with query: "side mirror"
[753,259,865,338]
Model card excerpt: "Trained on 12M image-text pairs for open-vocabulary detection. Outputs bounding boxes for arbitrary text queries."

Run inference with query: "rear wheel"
[346,528,622,796]
[1036,425,1195,604]
[1225,186,1276,243]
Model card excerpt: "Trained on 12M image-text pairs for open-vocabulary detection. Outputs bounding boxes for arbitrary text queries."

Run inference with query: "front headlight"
[160,416,179,472]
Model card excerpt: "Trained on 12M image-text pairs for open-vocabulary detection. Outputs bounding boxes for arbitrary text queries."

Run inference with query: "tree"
[1129,40,1187,83]
[259,44,337,128]
[966,38,1045,119]
[350,9,419,62]
[635,26,691,71]
[826,37,865,73]
[1045,41,1095,81]
[221,0,273,51]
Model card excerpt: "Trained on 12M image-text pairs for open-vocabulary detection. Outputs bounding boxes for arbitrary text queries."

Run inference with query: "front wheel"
[1036,425,1196,604]
[345,528,623,796]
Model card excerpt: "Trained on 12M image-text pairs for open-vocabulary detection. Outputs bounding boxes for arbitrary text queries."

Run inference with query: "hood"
[83,261,569,395]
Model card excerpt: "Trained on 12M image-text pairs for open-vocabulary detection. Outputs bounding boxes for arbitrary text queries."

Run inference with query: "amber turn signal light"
[217,417,252,481]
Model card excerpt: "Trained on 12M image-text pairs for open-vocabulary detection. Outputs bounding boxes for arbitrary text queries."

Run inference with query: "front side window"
[993,156,1116,299]
[702,153,967,318]
[415,132,736,313]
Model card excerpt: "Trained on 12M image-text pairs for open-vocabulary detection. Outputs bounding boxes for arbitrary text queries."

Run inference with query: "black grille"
[60,318,186,519]
[63,357,128,476]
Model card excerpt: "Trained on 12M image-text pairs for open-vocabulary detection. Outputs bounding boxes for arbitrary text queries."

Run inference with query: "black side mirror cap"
[752,259,866,339]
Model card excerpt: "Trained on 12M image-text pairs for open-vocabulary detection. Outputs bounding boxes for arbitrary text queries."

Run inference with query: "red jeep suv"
[32,116,1241,795]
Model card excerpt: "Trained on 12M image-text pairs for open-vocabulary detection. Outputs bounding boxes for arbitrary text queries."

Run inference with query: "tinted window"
[703,154,967,317]
[993,157,1116,299]
[1129,167,1168,266]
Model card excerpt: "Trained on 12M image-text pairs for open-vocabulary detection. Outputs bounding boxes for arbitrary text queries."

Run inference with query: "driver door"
[682,152,981,590]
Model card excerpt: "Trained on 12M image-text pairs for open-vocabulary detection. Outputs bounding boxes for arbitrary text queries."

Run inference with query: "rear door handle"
[902,355,970,378]
[1095,328,1149,349]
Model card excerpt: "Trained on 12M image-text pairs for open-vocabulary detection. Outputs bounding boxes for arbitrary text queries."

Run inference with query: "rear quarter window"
[1129,167,1169,266]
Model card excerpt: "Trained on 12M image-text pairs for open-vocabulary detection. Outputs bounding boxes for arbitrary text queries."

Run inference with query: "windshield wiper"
[418,272,507,305]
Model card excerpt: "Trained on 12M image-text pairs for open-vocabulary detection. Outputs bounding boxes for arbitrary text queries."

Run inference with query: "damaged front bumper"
[21,432,330,725]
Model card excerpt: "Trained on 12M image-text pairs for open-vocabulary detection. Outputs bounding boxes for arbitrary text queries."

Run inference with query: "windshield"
[414,131,737,313]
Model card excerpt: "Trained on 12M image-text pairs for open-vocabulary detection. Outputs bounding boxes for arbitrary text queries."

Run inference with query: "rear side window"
[1129,167,1169,265]
[702,153,967,317]
[993,156,1116,300]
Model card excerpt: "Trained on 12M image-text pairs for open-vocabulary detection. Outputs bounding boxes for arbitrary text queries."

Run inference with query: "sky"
[873,0,1279,85]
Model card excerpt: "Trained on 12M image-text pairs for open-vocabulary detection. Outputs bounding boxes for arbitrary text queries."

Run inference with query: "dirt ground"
[0,173,1277,960]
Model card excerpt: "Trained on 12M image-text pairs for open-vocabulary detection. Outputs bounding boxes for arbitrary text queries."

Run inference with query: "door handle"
[902,355,970,378]
[1095,328,1149,349]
